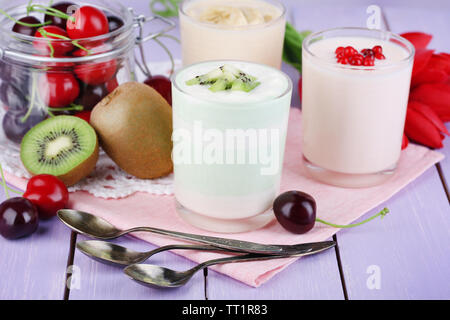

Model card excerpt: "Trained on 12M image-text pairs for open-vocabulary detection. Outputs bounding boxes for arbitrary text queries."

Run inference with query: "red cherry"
[106,77,119,92]
[71,43,112,57]
[33,26,73,56]
[144,75,172,105]
[372,45,383,55]
[74,111,92,123]
[0,198,39,239]
[75,60,117,85]
[23,175,69,219]
[375,53,386,60]
[39,73,80,108]
[66,6,109,39]
[273,191,316,234]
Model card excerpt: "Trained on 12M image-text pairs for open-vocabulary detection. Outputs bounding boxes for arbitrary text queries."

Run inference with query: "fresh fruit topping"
[20,116,99,187]
[273,191,389,234]
[66,6,109,39]
[45,2,78,29]
[144,75,172,105]
[186,64,260,92]
[90,82,173,179]
[74,60,117,85]
[23,174,69,219]
[39,73,80,108]
[335,45,385,66]
[0,197,39,239]
[33,25,74,56]
[12,16,41,36]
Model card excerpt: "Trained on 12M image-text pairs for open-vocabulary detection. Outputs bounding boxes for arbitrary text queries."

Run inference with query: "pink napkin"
[4,108,444,287]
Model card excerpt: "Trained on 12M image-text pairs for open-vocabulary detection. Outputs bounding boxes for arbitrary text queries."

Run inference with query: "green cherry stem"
[47,104,84,112]
[21,73,38,123]
[0,163,10,199]
[41,30,90,54]
[316,208,389,228]
[0,164,24,198]
[0,8,51,27]
[28,4,75,22]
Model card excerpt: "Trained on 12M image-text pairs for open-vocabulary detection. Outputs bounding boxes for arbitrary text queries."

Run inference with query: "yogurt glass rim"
[172,59,293,107]
[179,0,286,31]
[302,27,415,71]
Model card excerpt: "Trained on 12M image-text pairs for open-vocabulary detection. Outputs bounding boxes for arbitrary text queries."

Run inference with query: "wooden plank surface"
[0,184,71,300]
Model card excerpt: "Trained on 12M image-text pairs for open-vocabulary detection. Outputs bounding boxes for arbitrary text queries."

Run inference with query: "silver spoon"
[58,209,335,256]
[77,240,235,266]
[124,242,335,288]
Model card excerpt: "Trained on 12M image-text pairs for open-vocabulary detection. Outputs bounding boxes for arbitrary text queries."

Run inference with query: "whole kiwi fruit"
[91,82,173,179]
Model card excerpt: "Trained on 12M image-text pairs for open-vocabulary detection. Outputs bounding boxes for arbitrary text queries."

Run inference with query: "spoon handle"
[191,253,294,273]
[141,244,238,261]
[125,226,287,255]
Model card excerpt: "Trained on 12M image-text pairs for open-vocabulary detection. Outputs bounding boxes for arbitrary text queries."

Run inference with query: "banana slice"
[241,7,265,25]
[198,6,248,26]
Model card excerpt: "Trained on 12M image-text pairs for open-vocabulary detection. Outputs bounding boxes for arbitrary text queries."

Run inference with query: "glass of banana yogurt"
[179,0,286,69]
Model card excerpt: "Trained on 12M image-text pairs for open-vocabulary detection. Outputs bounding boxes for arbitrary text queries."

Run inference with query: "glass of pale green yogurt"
[172,60,292,233]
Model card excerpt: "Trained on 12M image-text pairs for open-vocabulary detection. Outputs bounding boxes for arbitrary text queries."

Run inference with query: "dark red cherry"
[144,75,172,105]
[12,16,41,36]
[273,191,316,234]
[76,84,108,110]
[0,197,39,240]
[2,110,45,144]
[45,2,78,29]
[107,15,124,32]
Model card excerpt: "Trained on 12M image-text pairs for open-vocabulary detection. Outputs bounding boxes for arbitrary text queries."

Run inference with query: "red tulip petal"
[427,53,450,74]
[411,68,447,87]
[410,83,450,120]
[401,133,409,150]
[404,108,444,148]
[408,100,450,135]
[412,49,434,76]
[400,32,433,49]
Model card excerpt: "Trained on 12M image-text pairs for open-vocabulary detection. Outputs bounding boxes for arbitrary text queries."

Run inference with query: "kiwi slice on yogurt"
[186,64,260,92]
[20,116,99,187]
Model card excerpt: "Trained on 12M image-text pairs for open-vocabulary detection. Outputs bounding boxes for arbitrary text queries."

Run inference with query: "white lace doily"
[0,61,180,199]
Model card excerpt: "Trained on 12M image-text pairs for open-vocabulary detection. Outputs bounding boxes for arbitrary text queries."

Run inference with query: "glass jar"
[0,0,174,146]
[301,27,414,188]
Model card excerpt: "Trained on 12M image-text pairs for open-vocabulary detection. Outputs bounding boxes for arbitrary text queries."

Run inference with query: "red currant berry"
[375,53,386,60]
[363,57,375,66]
[344,46,356,57]
[372,45,383,55]
[335,46,345,55]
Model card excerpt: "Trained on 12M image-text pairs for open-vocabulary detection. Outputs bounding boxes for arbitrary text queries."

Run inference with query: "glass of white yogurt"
[179,0,286,69]
[301,28,415,188]
[172,60,292,233]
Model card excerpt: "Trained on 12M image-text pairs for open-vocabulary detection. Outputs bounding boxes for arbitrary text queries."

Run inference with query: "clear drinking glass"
[301,27,414,188]
[179,0,286,69]
[172,60,292,233]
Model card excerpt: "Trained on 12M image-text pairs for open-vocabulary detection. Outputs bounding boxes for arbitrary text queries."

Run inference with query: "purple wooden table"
[1,0,449,300]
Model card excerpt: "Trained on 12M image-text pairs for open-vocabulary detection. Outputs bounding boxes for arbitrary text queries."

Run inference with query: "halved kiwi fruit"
[20,116,99,187]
